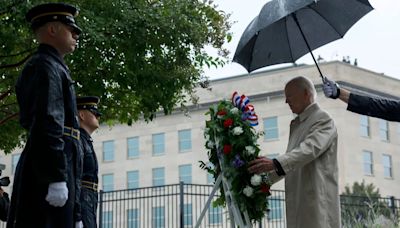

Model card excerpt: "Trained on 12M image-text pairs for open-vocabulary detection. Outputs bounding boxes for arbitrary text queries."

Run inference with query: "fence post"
[98,190,103,228]
[180,181,184,228]
[390,196,396,215]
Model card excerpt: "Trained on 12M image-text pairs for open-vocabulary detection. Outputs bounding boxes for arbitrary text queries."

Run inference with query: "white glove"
[75,221,83,228]
[323,77,340,99]
[45,182,68,207]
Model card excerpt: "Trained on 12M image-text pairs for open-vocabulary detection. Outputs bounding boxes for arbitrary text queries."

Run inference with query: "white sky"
[204,0,400,80]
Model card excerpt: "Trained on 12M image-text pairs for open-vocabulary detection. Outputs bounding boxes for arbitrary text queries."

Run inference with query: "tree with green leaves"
[0,0,232,154]
[341,180,398,227]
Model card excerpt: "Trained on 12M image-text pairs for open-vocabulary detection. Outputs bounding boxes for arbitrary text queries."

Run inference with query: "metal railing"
[0,183,398,228]
[98,182,286,228]
[97,183,400,228]
[340,195,400,227]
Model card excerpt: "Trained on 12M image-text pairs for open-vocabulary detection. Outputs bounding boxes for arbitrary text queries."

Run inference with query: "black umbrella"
[233,0,373,79]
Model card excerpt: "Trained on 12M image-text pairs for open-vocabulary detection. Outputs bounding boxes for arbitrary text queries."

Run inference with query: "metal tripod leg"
[195,127,252,227]
[220,174,244,228]
[221,173,252,228]
[194,174,222,228]
[194,173,252,228]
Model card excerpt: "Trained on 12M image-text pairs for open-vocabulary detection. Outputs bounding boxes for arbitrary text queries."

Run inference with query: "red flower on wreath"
[217,110,227,116]
[223,118,233,128]
[223,145,232,155]
[261,184,270,194]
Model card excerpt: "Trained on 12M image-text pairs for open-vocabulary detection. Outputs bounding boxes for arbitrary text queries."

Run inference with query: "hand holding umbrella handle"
[322,77,341,99]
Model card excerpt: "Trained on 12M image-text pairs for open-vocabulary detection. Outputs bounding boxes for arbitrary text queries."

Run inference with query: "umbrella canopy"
[233,0,373,74]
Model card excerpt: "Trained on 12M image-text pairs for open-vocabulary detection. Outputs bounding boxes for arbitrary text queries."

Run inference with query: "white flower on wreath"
[207,141,214,148]
[245,146,255,155]
[250,174,262,186]
[230,107,239,114]
[243,186,254,197]
[232,126,243,135]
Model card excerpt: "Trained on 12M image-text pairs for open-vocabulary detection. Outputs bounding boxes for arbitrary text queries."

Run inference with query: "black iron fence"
[0,183,399,227]
[98,183,286,228]
[340,195,400,227]
[97,182,400,228]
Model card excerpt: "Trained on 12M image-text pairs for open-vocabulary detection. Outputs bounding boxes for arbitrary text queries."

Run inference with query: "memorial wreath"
[200,91,272,222]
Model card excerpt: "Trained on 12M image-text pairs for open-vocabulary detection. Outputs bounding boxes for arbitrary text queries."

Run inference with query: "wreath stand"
[195,153,252,228]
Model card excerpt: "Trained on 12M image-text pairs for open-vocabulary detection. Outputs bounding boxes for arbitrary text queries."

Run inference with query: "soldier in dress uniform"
[77,96,101,228]
[8,3,83,228]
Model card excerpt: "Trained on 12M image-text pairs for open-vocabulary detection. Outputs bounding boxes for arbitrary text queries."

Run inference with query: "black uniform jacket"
[7,44,82,228]
[80,129,98,184]
[79,128,99,228]
[348,93,400,122]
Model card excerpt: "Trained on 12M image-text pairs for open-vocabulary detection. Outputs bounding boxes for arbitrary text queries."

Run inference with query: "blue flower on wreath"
[232,154,245,168]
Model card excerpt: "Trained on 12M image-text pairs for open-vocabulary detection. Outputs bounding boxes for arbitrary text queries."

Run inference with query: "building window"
[379,119,389,141]
[152,133,165,156]
[207,173,214,184]
[127,137,139,158]
[102,211,113,228]
[103,140,114,162]
[102,173,114,191]
[179,164,192,184]
[152,167,165,186]
[208,206,222,224]
[152,206,165,228]
[360,115,370,137]
[264,117,279,141]
[127,170,139,189]
[178,129,192,152]
[183,204,193,226]
[12,153,21,174]
[268,197,283,220]
[127,208,139,228]
[363,150,373,176]
[382,154,392,178]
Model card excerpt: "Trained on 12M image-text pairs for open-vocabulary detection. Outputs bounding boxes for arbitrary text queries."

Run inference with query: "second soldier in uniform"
[77,96,101,228]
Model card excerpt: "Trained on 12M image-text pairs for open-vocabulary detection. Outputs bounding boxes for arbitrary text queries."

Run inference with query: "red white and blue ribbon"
[231,91,258,126]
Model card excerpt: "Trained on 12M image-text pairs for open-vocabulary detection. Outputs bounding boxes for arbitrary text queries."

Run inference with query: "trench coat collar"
[297,103,319,122]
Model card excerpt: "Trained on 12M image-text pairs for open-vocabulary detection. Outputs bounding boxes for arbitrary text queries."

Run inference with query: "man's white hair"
[286,76,317,101]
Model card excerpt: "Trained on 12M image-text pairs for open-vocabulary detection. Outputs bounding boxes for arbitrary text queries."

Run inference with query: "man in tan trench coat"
[249,76,340,228]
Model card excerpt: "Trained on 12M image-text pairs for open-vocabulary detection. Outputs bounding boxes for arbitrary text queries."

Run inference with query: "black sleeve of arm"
[32,64,67,183]
[347,93,400,122]
[273,159,286,176]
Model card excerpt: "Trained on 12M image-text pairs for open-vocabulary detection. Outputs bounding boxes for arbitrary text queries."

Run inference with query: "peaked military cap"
[26,3,82,35]
[77,96,101,117]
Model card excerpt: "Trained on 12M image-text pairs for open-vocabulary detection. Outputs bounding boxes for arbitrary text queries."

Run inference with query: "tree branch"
[0,102,17,111]
[0,89,12,101]
[0,54,31,69]
[0,112,18,126]
[0,48,35,59]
